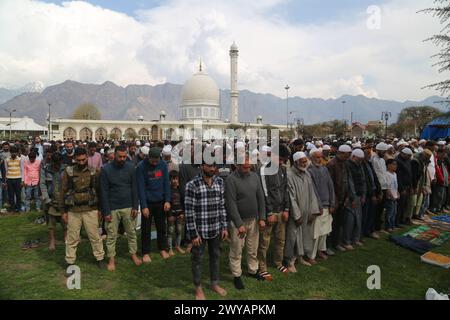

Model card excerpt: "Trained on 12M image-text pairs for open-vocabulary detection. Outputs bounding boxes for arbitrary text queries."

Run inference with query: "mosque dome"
[180,63,220,120]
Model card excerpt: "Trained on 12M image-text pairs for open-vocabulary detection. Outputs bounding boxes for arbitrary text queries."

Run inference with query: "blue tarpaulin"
[420,116,450,140]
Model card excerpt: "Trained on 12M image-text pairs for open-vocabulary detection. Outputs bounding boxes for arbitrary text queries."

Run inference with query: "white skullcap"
[401,148,413,155]
[306,143,314,150]
[104,144,110,147]
[107,148,115,155]
[262,145,272,152]
[352,142,362,149]
[310,148,322,156]
[293,151,307,162]
[397,140,408,146]
[346,141,352,145]
[136,141,141,146]
[145,142,150,147]
[322,145,331,151]
[140,146,149,155]
[375,142,388,151]
[338,145,352,153]
[162,145,172,155]
[333,140,338,143]
[419,139,426,144]
[410,139,418,143]
[43,142,51,146]
[100,149,104,154]
[235,141,245,149]
[438,140,446,146]
[387,144,394,149]
[393,138,399,142]
[315,140,323,146]
[352,149,365,159]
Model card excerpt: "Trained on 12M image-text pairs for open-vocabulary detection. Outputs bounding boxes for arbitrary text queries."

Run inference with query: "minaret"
[230,42,239,123]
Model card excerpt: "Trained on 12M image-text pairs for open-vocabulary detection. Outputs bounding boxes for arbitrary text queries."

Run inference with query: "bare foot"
[108,258,116,272]
[185,244,193,253]
[142,254,152,263]
[176,246,185,254]
[168,249,175,257]
[131,254,142,266]
[48,240,56,251]
[299,257,312,267]
[210,284,227,297]
[317,251,328,260]
[160,250,170,259]
[195,287,206,300]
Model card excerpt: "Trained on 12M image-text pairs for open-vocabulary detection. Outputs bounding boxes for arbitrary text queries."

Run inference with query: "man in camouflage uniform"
[40,151,67,251]
[61,147,107,274]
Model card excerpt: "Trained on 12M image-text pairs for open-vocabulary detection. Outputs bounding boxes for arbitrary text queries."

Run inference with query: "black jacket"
[396,155,412,192]
[260,162,290,215]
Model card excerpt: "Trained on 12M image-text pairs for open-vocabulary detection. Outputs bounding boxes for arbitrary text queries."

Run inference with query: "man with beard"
[257,145,291,280]
[395,148,413,226]
[87,141,103,171]
[137,147,171,262]
[40,151,67,251]
[185,156,228,300]
[226,153,266,289]
[307,148,335,262]
[61,148,107,274]
[284,152,321,272]
[62,141,75,166]
[372,142,389,232]
[100,145,142,271]
[343,149,366,250]
[326,144,352,253]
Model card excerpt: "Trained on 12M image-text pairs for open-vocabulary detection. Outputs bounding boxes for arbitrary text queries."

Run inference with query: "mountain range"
[0,80,445,126]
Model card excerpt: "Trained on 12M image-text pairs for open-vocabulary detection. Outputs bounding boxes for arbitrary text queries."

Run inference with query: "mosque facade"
[50,43,283,141]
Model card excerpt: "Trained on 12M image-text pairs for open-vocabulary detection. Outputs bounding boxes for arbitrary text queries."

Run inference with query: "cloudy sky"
[0,0,443,100]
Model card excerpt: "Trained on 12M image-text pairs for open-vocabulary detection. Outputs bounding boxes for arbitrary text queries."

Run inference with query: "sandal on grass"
[21,240,32,250]
[277,265,290,273]
[258,271,273,281]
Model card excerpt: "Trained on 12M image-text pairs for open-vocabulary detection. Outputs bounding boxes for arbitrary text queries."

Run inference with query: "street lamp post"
[48,102,51,139]
[4,108,16,140]
[381,111,392,138]
[285,85,290,128]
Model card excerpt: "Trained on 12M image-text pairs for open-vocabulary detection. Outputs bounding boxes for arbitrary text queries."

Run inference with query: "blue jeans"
[25,185,41,212]
[384,199,398,230]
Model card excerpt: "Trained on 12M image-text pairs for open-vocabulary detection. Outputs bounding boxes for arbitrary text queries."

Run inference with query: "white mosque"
[49,43,283,141]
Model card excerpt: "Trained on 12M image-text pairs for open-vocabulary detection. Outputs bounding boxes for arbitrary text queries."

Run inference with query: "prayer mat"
[421,251,450,269]
[389,235,433,254]
[431,214,450,224]
[403,226,450,246]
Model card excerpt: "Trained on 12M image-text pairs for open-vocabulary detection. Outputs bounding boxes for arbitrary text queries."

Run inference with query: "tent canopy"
[0,117,47,132]
[420,116,450,140]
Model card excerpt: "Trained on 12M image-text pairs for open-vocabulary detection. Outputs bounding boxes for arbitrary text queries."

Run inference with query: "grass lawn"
[0,211,449,300]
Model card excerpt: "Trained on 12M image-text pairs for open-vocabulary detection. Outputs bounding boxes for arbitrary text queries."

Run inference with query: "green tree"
[397,106,443,135]
[420,0,450,102]
[71,103,101,120]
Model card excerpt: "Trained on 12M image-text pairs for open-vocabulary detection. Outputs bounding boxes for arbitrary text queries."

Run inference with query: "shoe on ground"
[336,245,347,252]
[233,277,245,290]
[354,241,364,247]
[21,240,32,250]
[276,265,290,273]
[97,259,108,270]
[248,272,265,281]
[326,248,335,256]
[318,251,328,260]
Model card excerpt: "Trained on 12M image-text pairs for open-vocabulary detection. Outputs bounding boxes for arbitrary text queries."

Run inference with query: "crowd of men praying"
[2,135,449,299]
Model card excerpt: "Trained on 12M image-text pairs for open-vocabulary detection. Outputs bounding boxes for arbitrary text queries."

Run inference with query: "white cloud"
[0,0,444,101]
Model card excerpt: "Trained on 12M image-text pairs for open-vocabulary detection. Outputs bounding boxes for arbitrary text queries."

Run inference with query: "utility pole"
[285,85,290,129]
[48,102,51,139]
[5,108,16,140]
